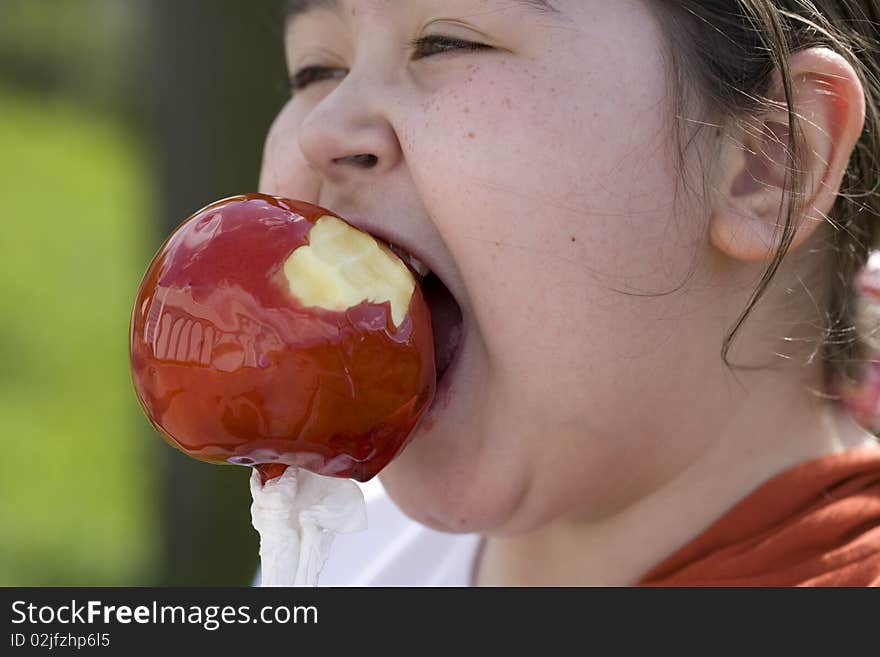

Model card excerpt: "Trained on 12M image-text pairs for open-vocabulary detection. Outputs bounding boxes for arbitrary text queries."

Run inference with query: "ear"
[709,47,866,262]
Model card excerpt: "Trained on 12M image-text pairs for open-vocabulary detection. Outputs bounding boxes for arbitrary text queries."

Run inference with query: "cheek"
[404,60,691,363]
[258,101,321,201]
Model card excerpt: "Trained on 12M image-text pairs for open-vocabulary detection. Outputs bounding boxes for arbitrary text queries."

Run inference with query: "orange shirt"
[638,445,880,586]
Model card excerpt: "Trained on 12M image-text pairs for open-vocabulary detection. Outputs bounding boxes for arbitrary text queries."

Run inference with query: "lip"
[419,311,468,428]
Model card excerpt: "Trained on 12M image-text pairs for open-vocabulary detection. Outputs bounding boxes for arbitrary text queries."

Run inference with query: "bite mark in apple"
[284,215,415,328]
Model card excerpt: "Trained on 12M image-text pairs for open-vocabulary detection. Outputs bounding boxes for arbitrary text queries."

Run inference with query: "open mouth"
[388,243,463,383]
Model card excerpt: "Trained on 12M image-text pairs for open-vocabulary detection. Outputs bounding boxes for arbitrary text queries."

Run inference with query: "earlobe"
[708,47,866,263]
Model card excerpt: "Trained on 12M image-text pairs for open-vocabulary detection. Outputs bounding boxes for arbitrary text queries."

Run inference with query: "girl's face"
[260,0,717,535]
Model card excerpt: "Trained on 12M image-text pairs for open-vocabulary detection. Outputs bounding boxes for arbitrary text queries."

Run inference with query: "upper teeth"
[388,243,430,280]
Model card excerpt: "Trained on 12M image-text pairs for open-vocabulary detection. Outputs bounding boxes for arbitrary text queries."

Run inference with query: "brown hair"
[651,0,880,395]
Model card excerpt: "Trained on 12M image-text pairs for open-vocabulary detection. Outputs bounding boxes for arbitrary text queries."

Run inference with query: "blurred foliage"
[0,0,288,585]
[0,0,147,117]
[0,84,158,585]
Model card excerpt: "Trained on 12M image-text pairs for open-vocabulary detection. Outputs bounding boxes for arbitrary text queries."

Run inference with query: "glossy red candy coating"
[129,194,436,481]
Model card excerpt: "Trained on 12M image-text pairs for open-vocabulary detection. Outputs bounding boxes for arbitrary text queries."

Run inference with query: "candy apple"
[129,194,436,482]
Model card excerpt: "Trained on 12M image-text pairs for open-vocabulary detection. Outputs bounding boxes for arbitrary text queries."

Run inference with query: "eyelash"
[407,34,493,59]
[288,34,492,94]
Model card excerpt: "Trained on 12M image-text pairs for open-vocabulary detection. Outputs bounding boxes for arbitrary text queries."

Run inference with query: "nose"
[297,73,402,186]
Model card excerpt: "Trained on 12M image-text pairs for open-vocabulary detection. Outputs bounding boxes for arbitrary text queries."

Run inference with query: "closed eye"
[406,34,493,60]
[288,35,492,95]
[288,66,346,94]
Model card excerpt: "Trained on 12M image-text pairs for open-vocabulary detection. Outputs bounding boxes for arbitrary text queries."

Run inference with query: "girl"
[258,0,880,586]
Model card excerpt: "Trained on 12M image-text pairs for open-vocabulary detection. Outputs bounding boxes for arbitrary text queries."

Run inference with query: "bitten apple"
[129,193,436,481]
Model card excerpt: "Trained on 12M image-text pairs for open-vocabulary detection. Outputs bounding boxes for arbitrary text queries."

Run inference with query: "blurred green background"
[0,0,288,585]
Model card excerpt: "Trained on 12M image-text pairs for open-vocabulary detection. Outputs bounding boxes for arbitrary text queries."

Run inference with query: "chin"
[378,435,531,535]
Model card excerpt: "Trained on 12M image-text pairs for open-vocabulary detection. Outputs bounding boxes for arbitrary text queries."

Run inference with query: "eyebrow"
[286,0,560,23]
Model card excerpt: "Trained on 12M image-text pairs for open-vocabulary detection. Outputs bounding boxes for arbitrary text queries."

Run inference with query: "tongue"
[421,273,462,381]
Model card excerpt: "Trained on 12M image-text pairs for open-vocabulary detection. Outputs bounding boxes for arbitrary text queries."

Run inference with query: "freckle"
[463,106,469,113]
[503,97,512,109]
[467,132,476,139]
[570,236,576,242]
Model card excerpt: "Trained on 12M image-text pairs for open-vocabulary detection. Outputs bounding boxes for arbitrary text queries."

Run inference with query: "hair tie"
[835,250,880,433]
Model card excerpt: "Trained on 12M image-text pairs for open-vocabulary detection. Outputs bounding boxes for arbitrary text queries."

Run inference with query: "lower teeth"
[388,243,430,281]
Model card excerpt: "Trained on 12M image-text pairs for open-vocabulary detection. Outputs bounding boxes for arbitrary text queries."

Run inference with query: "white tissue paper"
[250,466,367,586]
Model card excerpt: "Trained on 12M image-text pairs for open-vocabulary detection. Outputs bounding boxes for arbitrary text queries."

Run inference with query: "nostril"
[335,153,378,168]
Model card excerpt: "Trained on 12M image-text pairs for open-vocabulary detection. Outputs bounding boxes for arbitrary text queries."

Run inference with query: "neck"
[473,366,876,587]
